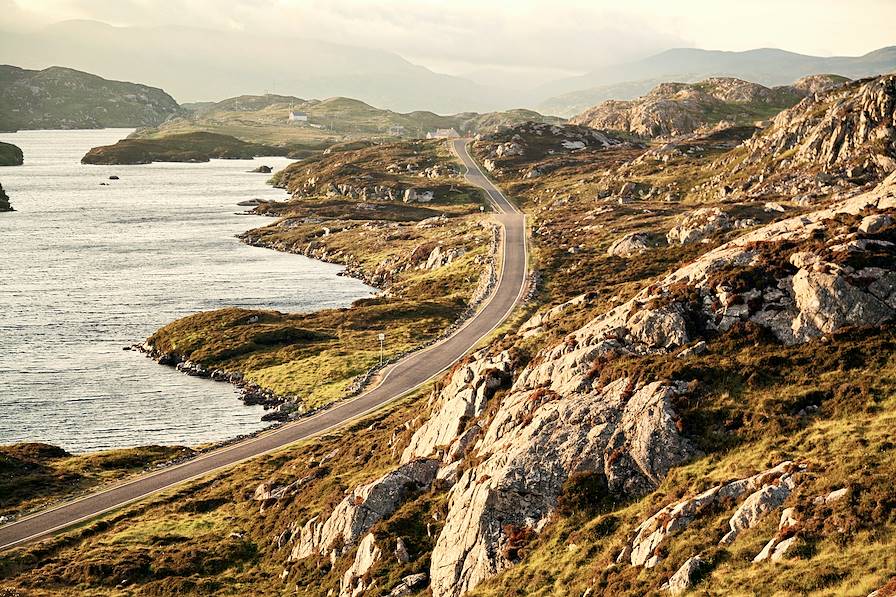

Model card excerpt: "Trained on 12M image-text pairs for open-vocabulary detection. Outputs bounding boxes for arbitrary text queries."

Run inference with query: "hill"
[569,75,847,139]
[539,46,896,116]
[0,64,181,132]
[0,141,23,166]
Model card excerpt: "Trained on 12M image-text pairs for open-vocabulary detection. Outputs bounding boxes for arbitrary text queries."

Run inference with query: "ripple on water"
[0,129,375,452]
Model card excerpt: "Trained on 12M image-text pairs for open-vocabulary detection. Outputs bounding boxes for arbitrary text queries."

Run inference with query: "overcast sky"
[3,0,895,76]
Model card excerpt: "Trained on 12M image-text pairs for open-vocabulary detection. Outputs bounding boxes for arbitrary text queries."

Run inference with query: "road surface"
[0,138,527,551]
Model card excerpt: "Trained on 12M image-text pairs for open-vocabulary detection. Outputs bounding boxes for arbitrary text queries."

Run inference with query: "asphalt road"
[0,139,528,552]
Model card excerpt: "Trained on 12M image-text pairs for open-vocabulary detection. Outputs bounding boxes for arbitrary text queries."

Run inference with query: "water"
[0,129,375,452]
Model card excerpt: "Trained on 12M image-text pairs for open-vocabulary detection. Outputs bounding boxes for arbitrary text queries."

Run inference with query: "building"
[288,111,308,123]
[388,125,406,137]
[426,127,460,139]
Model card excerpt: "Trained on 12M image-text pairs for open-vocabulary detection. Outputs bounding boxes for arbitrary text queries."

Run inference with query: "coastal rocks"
[251,165,272,173]
[0,183,12,212]
[607,232,651,257]
[666,207,731,245]
[0,141,24,166]
[430,379,697,597]
[289,459,440,562]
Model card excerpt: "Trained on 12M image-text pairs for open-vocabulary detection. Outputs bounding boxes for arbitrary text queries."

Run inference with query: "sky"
[3,0,895,78]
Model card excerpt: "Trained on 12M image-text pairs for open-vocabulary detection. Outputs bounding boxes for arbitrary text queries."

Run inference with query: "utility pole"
[378,333,385,366]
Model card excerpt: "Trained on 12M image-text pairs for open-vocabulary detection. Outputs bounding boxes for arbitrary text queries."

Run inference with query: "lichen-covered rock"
[753,507,800,563]
[720,476,797,544]
[430,379,698,597]
[290,459,439,562]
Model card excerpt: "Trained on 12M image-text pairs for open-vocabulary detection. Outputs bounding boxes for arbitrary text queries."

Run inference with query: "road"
[0,139,527,552]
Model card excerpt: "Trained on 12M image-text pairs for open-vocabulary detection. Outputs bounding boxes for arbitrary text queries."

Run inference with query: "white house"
[288,111,308,123]
[427,128,460,139]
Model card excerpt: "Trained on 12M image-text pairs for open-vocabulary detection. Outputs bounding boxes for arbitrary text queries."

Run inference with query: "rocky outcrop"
[0,183,12,212]
[571,78,802,139]
[401,350,512,464]
[289,459,439,562]
[340,533,381,597]
[666,207,732,244]
[724,75,896,191]
[430,379,698,597]
[619,462,805,570]
[664,555,706,595]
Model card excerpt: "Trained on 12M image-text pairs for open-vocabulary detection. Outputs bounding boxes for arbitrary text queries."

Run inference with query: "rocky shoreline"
[139,212,502,424]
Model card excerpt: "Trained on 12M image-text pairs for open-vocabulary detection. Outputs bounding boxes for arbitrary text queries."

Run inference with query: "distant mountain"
[0,65,181,131]
[0,20,511,114]
[538,46,896,116]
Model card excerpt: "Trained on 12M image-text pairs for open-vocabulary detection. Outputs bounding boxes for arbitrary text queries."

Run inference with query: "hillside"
[570,76,847,139]
[0,65,181,132]
[539,46,896,116]
[134,94,563,146]
[0,142,23,166]
[2,76,896,597]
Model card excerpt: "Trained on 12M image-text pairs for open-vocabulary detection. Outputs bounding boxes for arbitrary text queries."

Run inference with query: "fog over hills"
[0,20,513,113]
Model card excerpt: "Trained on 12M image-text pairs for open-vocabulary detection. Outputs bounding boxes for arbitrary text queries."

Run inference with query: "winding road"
[0,139,528,551]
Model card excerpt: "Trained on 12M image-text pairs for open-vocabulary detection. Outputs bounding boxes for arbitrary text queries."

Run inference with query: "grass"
[0,443,194,517]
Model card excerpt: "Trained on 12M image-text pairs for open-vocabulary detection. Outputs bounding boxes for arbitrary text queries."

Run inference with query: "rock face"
[571,77,803,139]
[726,75,896,189]
[289,459,440,562]
[340,533,381,597]
[429,379,698,597]
[664,555,706,596]
[0,183,11,212]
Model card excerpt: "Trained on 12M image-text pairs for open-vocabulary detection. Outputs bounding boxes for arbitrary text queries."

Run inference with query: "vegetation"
[0,443,194,517]
[0,142,23,167]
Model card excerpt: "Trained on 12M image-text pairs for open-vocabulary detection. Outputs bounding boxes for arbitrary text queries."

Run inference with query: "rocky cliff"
[0,65,181,131]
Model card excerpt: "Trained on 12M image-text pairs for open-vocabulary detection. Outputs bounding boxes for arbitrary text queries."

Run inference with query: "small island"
[0,183,12,211]
[0,141,24,166]
[80,131,295,165]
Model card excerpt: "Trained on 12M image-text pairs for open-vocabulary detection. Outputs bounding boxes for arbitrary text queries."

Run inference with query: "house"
[388,125,406,137]
[288,111,308,123]
[426,128,460,139]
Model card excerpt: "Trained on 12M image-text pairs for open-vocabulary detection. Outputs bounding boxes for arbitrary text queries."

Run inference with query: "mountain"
[0,65,181,131]
[569,75,847,139]
[539,46,896,116]
[0,20,510,114]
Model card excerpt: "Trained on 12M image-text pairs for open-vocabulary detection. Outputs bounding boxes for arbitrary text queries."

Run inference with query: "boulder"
[340,533,381,597]
[665,555,706,595]
[607,232,651,257]
[667,207,731,245]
